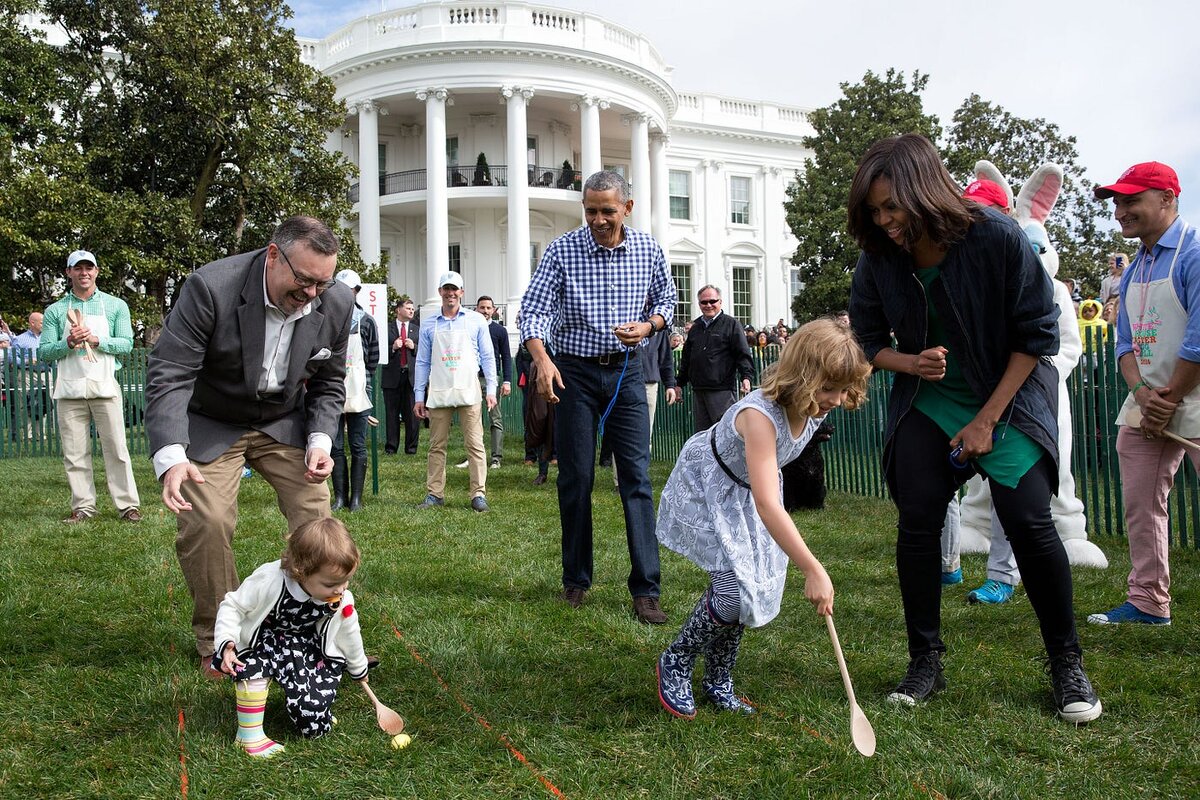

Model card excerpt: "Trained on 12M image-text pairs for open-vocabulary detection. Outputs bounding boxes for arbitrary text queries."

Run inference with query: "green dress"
[910,265,1043,488]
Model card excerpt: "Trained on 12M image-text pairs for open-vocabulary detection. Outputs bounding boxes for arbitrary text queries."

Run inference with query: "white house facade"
[298,1,814,330]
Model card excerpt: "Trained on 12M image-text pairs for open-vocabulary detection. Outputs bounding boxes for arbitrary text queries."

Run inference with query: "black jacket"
[677,312,754,392]
[849,207,1061,478]
[639,330,676,387]
[382,318,419,389]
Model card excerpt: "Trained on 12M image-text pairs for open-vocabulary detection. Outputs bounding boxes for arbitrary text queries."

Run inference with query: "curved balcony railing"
[348,164,581,202]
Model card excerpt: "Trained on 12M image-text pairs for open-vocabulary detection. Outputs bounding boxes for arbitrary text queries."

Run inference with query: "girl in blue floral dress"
[655,318,871,718]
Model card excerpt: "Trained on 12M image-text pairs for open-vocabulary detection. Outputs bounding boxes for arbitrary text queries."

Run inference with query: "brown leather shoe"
[559,587,587,608]
[633,596,667,624]
[120,508,142,523]
[61,510,92,524]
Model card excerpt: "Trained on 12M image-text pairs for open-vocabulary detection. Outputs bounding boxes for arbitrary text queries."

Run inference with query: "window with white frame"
[530,242,540,273]
[669,170,691,220]
[448,244,462,281]
[731,267,753,324]
[446,136,459,166]
[527,136,537,170]
[604,164,627,180]
[790,267,803,303]
[670,263,692,325]
[378,143,387,194]
[729,175,752,225]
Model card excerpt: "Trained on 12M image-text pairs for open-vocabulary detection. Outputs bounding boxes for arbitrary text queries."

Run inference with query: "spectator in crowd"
[848,133,1100,723]
[519,169,675,625]
[328,270,379,512]
[832,310,850,328]
[1099,252,1130,306]
[474,296,512,469]
[669,331,684,350]
[1078,299,1108,353]
[39,250,142,525]
[1101,298,1119,325]
[382,296,420,455]
[9,312,49,438]
[413,271,495,512]
[145,215,352,672]
[678,286,754,433]
[1088,161,1200,627]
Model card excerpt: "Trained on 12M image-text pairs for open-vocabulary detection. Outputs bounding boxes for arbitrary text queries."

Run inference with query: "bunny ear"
[973,160,1014,209]
[1015,163,1063,224]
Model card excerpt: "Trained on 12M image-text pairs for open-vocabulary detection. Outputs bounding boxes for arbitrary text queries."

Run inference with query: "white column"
[503,85,534,314]
[625,113,651,232]
[575,95,608,181]
[357,101,382,267]
[649,130,670,247]
[418,88,450,306]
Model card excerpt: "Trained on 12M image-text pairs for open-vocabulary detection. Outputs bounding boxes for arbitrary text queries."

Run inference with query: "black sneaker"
[1047,652,1102,724]
[887,652,946,705]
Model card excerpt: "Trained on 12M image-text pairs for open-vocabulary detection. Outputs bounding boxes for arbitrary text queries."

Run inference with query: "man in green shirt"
[38,250,141,523]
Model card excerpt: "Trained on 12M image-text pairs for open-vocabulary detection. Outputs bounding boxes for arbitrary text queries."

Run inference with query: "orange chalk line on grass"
[176,710,188,796]
[391,625,567,800]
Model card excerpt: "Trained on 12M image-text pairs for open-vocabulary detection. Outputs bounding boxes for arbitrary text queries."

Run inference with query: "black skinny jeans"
[887,409,1081,660]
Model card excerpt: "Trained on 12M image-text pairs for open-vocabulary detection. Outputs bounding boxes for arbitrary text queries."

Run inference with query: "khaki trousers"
[175,430,330,656]
[57,395,140,516]
[427,403,486,499]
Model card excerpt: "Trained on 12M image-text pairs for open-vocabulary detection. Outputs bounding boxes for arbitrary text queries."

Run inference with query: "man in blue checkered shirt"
[520,170,676,624]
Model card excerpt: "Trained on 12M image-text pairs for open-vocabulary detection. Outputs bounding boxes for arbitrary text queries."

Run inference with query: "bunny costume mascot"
[948,162,1107,604]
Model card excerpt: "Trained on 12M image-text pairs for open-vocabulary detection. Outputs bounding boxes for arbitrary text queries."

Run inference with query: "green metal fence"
[4,333,1195,548]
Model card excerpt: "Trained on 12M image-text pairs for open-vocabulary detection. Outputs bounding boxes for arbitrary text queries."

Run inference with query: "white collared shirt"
[151,270,328,478]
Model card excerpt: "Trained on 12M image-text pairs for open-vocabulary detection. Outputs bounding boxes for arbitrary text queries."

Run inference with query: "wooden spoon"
[1125,407,1200,452]
[66,308,97,362]
[361,680,405,735]
[825,614,876,757]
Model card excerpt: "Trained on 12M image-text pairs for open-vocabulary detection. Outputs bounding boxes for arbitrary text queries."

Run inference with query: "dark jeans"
[333,410,369,465]
[888,409,1080,659]
[555,355,660,598]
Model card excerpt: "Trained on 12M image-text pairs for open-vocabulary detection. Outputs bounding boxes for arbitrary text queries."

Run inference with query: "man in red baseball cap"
[1088,161,1200,626]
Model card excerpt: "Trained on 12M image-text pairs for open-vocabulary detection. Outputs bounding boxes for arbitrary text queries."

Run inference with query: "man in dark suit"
[382,295,420,455]
[145,215,355,671]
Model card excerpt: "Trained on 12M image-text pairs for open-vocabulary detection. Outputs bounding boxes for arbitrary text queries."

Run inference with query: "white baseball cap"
[67,250,97,269]
[437,271,464,289]
[335,269,362,289]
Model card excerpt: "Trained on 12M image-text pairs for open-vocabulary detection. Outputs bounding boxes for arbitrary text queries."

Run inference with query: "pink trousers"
[1115,425,1200,617]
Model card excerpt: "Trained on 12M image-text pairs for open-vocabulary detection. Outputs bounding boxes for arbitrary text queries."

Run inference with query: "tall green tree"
[785,69,941,324]
[944,94,1124,296]
[0,1,363,340]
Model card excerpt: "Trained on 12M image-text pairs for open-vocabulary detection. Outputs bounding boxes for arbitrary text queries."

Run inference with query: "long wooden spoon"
[66,308,97,362]
[825,614,876,757]
[361,680,405,735]
[1125,407,1200,452]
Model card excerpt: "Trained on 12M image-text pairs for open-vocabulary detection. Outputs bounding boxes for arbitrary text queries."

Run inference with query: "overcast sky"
[289,0,1200,221]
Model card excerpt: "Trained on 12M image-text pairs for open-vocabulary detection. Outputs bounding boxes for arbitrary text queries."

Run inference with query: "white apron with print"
[343,310,372,413]
[426,321,481,409]
[52,300,121,400]
[1116,223,1200,438]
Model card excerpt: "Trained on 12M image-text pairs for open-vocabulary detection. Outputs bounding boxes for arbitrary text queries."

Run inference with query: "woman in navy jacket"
[847,134,1100,724]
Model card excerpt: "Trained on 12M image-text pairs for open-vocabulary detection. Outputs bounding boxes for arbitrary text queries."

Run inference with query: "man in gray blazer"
[145,216,355,671]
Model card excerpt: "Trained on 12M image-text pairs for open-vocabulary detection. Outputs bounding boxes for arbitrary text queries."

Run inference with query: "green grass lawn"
[1,445,1197,799]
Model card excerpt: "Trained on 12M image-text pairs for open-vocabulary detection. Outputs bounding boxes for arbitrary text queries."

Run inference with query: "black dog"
[782,421,833,511]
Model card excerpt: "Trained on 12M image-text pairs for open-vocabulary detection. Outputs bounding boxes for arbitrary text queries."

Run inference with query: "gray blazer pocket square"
[310,348,332,361]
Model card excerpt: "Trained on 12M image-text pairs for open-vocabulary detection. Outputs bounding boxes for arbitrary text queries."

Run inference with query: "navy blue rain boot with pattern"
[657,593,723,718]
[702,622,754,714]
